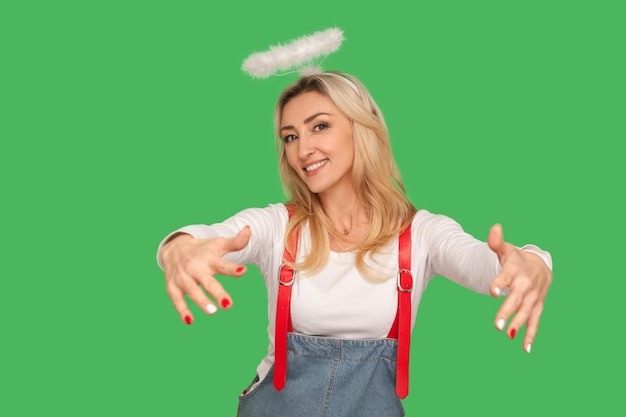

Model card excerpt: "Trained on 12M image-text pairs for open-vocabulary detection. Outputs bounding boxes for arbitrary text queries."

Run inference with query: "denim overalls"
[238,222,413,417]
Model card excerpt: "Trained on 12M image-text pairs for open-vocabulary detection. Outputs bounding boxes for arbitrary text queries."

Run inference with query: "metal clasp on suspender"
[397,268,413,292]
[278,263,295,286]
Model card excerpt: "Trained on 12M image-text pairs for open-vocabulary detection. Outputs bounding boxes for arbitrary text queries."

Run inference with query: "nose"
[297,133,315,160]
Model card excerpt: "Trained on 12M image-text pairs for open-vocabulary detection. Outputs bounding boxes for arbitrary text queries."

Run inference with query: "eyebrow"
[280,112,331,132]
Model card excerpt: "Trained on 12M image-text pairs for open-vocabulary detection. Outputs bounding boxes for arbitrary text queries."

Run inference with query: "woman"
[157,71,553,417]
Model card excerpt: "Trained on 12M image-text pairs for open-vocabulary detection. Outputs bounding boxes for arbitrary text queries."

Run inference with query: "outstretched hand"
[487,224,552,353]
[161,226,252,325]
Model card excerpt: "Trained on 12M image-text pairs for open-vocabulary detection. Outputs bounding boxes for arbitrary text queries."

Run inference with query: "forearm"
[156,204,288,270]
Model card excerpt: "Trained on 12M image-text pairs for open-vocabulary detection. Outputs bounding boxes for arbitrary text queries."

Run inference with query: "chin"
[304,182,329,195]
[306,186,325,194]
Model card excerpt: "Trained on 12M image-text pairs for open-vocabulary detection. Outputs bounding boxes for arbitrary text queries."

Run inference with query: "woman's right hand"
[161,226,252,325]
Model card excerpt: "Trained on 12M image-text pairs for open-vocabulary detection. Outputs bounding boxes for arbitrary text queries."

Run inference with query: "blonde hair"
[274,71,416,280]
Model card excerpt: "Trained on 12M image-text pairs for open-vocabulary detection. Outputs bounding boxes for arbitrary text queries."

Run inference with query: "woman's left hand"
[487,224,553,353]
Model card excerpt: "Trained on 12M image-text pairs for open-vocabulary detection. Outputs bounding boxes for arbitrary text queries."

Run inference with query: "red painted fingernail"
[184,315,193,325]
[221,298,231,309]
[509,328,517,339]
[236,266,245,274]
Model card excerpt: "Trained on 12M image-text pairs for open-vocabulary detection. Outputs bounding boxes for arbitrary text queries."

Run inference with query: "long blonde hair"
[274,71,416,280]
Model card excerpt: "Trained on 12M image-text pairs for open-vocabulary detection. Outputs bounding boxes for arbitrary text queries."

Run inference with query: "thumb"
[220,225,252,255]
[488,223,508,260]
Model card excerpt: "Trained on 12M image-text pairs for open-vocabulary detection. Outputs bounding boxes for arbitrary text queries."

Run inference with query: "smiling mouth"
[304,159,329,172]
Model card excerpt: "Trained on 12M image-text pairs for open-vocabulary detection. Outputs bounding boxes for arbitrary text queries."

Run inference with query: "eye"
[283,134,298,144]
[313,123,328,132]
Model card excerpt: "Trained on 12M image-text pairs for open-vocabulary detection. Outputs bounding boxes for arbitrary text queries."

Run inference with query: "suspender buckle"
[279,263,295,286]
[397,268,413,292]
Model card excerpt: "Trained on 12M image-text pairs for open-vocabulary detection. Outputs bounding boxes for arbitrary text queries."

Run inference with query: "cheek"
[341,136,355,163]
[340,127,355,157]
[284,147,300,171]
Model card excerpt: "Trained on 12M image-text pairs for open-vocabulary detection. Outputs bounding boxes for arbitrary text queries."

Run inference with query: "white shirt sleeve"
[411,211,497,294]
[413,211,552,295]
[519,245,553,270]
[155,204,288,276]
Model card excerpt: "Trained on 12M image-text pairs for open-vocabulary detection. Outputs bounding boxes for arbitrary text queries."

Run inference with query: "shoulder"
[225,203,289,225]
[411,209,461,230]
[409,209,468,243]
[200,203,289,242]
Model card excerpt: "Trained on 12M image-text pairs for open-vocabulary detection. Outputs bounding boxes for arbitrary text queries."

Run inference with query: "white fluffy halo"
[241,28,344,78]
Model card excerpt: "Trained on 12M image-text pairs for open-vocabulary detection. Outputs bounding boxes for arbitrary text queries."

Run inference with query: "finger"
[186,284,218,316]
[493,274,529,332]
[490,278,509,298]
[522,302,544,353]
[487,224,516,263]
[490,271,513,299]
[166,282,194,325]
[209,255,248,278]
[505,288,538,340]
[197,275,233,311]
[487,223,505,258]
[488,224,514,297]
[489,256,521,298]
[217,226,252,256]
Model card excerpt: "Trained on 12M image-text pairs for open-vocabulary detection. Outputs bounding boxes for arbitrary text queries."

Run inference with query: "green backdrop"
[2,0,623,415]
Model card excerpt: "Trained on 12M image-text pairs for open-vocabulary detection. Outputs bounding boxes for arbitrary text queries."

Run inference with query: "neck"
[318,188,368,235]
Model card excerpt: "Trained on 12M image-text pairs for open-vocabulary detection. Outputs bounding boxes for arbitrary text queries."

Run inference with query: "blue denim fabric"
[237,333,405,417]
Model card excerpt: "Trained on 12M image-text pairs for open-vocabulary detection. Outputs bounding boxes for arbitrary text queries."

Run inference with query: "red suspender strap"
[274,205,298,391]
[274,206,412,397]
[396,225,413,399]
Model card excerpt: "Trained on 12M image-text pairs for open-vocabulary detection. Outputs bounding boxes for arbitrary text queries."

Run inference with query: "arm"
[160,227,252,325]
[156,204,288,325]
[422,213,552,352]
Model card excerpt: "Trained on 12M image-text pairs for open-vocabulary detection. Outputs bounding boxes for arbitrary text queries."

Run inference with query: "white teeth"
[304,159,328,172]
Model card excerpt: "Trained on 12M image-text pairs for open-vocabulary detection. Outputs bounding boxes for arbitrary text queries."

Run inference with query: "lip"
[303,159,329,176]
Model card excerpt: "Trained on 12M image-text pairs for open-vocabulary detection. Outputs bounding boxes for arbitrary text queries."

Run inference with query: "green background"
[1,0,623,415]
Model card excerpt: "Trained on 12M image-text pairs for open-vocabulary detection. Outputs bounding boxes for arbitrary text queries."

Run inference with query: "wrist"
[161,233,193,263]
[520,245,553,271]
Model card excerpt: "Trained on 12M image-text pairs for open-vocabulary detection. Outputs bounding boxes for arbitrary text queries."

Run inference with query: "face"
[280,91,354,196]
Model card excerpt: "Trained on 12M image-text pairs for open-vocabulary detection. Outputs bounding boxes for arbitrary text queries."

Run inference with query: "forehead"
[281,91,337,123]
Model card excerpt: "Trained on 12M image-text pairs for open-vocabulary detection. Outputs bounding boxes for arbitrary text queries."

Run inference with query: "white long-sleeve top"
[156,203,552,384]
